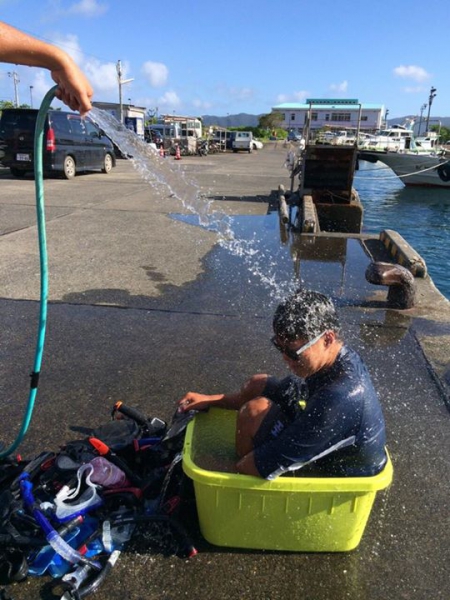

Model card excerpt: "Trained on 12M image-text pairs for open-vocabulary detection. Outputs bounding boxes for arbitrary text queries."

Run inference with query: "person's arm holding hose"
[0,21,93,115]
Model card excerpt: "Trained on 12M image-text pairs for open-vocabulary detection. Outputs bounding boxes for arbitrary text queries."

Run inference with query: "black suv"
[0,108,116,179]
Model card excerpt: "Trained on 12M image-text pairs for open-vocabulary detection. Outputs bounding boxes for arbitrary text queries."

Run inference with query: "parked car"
[0,108,116,179]
[252,138,264,150]
[287,131,302,142]
[316,131,337,144]
[232,131,253,153]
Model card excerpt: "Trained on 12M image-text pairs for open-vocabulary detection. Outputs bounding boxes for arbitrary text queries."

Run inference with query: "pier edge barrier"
[301,195,319,233]
[278,184,289,224]
[379,229,427,277]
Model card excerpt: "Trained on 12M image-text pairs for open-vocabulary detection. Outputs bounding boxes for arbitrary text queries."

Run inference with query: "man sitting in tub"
[177,289,387,479]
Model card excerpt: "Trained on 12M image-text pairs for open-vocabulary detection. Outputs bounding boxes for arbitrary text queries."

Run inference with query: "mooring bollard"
[278,184,289,224]
[365,261,416,309]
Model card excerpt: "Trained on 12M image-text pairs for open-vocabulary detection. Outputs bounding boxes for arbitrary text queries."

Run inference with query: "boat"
[358,147,450,188]
[358,119,417,152]
[414,130,441,152]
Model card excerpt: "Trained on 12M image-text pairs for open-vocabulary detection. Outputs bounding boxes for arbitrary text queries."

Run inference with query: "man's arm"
[0,21,93,115]
[177,373,270,413]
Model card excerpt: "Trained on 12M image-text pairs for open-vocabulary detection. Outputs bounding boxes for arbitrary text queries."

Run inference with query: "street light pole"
[425,87,437,133]
[385,109,389,128]
[29,85,34,108]
[8,71,20,107]
[116,60,134,124]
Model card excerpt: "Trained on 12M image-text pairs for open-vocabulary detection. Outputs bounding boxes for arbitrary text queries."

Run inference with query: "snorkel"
[19,472,102,570]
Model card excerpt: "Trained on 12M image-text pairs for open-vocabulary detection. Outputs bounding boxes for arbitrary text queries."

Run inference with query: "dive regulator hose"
[0,85,57,459]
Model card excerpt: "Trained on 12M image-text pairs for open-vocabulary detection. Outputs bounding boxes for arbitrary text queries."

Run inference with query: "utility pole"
[30,85,34,108]
[425,87,437,133]
[116,60,134,124]
[8,71,20,107]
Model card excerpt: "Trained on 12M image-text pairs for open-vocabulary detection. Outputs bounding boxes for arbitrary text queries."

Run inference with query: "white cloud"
[330,80,348,93]
[48,32,121,94]
[192,99,213,110]
[276,90,309,103]
[137,92,181,113]
[215,84,257,103]
[31,70,54,97]
[403,86,427,94]
[51,33,84,65]
[84,59,119,93]
[64,0,108,17]
[142,62,169,88]
[44,0,108,19]
[230,87,254,101]
[71,0,108,16]
[158,91,181,109]
[393,65,430,83]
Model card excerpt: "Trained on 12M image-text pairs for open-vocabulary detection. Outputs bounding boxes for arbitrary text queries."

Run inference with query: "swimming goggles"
[271,331,326,361]
[53,463,102,521]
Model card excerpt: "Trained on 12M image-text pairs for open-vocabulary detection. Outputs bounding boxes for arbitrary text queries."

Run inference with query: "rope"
[0,85,57,458]
[356,157,450,180]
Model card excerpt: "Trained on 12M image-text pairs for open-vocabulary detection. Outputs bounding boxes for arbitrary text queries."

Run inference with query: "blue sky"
[0,0,447,120]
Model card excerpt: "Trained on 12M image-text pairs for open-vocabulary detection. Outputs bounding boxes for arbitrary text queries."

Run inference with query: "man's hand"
[51,58,93,116]
[177,391,220,413]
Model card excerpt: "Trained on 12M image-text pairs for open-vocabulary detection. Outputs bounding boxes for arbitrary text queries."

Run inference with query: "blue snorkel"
[19,472,101,570]
[0,86,57,459]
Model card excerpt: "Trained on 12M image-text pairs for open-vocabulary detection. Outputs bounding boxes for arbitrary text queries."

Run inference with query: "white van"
[150,122,182,139]
[232,131,253,153]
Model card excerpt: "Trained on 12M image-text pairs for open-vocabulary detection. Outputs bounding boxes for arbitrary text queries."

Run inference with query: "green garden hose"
[0,85,57,459]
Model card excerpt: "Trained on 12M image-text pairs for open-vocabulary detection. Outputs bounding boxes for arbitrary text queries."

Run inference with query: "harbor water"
[90,108,449,301]
[354,161,450,300]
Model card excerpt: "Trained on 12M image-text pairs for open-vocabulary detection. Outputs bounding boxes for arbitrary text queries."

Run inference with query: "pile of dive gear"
[0,402,199,600]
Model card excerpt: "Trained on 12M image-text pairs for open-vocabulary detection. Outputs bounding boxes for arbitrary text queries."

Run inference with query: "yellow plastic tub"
[182,408,393,552]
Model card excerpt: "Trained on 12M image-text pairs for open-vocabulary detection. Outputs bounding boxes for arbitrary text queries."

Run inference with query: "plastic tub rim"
[182,408,393,493]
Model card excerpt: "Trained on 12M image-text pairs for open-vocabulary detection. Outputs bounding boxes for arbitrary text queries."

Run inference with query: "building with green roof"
[272,99,385,133]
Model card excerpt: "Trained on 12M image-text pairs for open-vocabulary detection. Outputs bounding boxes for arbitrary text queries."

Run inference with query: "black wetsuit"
[253,346,387,479]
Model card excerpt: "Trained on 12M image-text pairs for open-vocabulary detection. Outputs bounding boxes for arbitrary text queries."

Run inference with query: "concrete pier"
[0,145,449,600]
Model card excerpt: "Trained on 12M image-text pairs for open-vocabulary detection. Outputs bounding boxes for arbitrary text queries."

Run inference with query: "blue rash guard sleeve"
[262,375,306,419]
[254,346,387,479]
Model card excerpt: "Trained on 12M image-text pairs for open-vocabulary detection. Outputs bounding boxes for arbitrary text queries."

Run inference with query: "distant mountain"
[201,113,262,128]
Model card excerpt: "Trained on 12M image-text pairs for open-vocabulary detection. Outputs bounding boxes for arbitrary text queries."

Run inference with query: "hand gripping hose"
[0,85,58,459]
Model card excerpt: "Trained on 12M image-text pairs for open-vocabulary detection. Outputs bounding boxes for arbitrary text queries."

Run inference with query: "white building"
[272,98,385,133]
[92,101,146,138]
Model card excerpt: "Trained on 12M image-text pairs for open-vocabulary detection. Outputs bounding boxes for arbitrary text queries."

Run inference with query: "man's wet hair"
[273,289,341,342]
